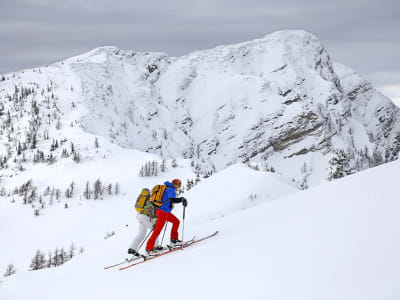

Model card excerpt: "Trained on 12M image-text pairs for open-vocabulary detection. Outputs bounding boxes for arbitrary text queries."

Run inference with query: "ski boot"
[169,239,183,248]
[145,249,160,256]
[127,248,139,257]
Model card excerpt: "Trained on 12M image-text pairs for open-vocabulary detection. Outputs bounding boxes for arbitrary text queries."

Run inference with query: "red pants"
[146,209,180,250]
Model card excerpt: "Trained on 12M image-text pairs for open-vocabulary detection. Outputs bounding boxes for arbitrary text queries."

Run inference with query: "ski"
[105,238,194,270]
[119,238,195,270]
[187,230,218,246]
[104,254,146,269]
[158,238,194,252]
[119,231,218,270]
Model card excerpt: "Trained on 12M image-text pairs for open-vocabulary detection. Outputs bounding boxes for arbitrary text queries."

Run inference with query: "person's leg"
[146,210,168,250]
[166,212,180,240]
[141,214,160,246]
[129,215,147,250]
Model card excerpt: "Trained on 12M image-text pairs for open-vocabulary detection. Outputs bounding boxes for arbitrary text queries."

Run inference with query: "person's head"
[172,179,182,189]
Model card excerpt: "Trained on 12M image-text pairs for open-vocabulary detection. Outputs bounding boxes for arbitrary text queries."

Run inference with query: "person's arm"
[169,197,183,203]
[169,197,188,207]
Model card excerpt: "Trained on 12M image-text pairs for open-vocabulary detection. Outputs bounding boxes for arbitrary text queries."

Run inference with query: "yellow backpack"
[135,188,151,214]
[149,184,166,208]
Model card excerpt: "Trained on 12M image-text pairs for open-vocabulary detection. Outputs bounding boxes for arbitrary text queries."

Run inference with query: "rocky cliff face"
[0,30,399,187]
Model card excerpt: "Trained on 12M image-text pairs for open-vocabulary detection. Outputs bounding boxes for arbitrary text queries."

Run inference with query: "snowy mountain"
[1,29,400,300]
[0,30,399,189]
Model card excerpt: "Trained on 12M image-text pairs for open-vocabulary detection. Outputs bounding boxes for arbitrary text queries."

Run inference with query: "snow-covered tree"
[30,250,46,271]
[94,179,102,199]
[171,158,177,168]
[3,264,16,277]
[68,243,76,260]
[84,181,90,199]
[328,149,352,180]
[115,183,120,195]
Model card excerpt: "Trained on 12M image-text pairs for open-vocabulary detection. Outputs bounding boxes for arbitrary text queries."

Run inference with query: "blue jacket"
[158,181,176,213]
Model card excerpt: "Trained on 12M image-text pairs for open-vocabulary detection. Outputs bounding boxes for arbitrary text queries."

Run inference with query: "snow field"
[2,158,400,299]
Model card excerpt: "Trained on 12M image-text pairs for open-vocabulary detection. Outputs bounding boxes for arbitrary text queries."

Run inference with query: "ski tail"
[104,255,145,269]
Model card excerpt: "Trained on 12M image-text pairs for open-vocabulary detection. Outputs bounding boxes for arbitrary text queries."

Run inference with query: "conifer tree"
[84,181,90,199]
[139,166,144,177]
[171,158,177,168]
[161,159,167,172]
[73,152,81,163]
[47,251,53,268]
[59,248,66,265]
[69,243,76,259]
[328,149,352,180]
[69,181,75,197]
[30,250,46,271]
[94,179,102,199]
[65,187,71,198]
[3,264,16,277]
[17,142,22,155]
[55,189,61,200]
[53,248,60,267]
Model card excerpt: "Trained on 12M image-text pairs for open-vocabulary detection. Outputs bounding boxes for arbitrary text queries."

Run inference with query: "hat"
[172,179,182,188]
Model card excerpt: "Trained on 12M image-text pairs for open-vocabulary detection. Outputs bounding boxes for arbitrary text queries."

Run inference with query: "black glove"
[181,197,188,207]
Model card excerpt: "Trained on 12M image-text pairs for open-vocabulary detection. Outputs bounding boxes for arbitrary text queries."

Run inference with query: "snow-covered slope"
[0,30,399,189]
[2,159,400,300]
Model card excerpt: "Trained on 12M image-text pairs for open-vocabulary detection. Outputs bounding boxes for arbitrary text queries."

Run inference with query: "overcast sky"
[1,0,399,87]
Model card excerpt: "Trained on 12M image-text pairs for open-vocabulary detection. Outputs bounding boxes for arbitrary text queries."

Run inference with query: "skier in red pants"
[146,179,187,255]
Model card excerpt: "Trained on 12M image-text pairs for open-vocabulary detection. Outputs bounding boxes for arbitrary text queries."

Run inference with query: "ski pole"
[136,228,153,252]
[182,206,186,242]
[160,222,168,245]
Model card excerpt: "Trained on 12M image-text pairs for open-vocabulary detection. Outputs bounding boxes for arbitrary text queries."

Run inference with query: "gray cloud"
[0,0,399,87]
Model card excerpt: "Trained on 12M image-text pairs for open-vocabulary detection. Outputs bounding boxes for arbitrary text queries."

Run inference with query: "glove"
[181,197,188,207]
